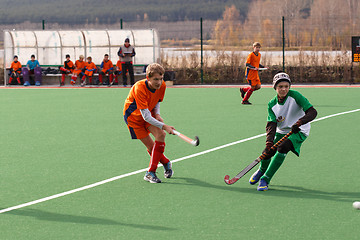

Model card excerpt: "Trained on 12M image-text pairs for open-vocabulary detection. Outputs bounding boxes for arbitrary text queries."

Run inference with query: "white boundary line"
[1,108,359,214]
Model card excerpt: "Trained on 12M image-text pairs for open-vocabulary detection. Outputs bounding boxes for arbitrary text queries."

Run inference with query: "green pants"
[260,132,307,183]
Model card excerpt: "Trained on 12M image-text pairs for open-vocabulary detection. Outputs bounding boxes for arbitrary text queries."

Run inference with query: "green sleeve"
[267,98,277,122]
[290,90,313,111]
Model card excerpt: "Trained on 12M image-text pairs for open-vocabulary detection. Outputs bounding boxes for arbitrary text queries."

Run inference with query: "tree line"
[214,0,360,49]
[0,0,248,24]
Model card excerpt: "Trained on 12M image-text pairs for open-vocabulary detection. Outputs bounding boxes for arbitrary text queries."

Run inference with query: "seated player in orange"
[72,55,86,85]
[123,63,175,183]
[240,42,266,105]
[9,55,22,85]
[81,56,97,87]
[99,54,114,85]
[59,54,75,86]
[112,56,122,86]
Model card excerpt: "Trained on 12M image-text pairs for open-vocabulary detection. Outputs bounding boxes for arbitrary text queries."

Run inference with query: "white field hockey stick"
[173,130,200,146]
[258,67,268,71]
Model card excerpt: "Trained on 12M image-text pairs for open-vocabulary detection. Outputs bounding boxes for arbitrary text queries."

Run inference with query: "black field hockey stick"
[224,131,293,185]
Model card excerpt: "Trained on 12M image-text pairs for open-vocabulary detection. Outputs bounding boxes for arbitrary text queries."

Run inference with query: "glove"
[291,120,302,134]
[263,141,274,155]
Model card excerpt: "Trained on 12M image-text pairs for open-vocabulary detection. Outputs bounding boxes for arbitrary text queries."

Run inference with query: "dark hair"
[31,54,35,58]
[14,55,18,59]
[125,38,130,43]
[66,54,70,58]
[104,54,109,57]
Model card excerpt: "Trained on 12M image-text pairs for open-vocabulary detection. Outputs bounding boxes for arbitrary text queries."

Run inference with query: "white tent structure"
[3,29,160,84]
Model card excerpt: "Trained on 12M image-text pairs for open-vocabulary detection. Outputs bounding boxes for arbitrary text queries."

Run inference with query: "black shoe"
[163,162,173,178]
[242,100,252,105]
[144,171,162,183]
[240,88,245,98]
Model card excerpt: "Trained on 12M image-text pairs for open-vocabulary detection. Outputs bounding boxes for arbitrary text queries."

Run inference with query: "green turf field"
[1,86,360,239]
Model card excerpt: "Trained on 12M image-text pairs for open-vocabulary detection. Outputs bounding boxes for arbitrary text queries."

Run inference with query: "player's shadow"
[168,177,358,203]
[1,208,176,231]
[167,177,253,194]
[262,185,359,203]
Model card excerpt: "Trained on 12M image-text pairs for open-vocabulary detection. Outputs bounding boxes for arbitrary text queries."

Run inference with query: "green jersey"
[267,90,313,136]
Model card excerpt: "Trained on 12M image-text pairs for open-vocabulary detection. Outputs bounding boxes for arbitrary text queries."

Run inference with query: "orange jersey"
[85,62,96,70]
[116,60,122,71]
[123,79,166,128]
[75,60,86,70]
[245,52,261,81]
[84,62,96,76]
[101,60,113,70]
[10,61,22,71]
[74,60,86,75]
[64,60,74,73]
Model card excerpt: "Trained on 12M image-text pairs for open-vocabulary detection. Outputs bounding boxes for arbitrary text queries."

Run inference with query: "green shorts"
[274,132,307,156]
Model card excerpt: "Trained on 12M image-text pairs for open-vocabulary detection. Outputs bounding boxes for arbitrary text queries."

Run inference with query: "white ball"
[353,201,360,209]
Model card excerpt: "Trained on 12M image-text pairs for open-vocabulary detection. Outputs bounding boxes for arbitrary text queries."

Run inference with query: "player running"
[249,72,317,191]
[240,42,265,105]
[123,63,175,183]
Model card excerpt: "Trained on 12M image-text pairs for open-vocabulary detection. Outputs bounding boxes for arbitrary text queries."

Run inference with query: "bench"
[5,64,147,86]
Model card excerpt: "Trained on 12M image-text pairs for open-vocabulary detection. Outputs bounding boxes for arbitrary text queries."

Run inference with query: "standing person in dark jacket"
[117,38,136,87]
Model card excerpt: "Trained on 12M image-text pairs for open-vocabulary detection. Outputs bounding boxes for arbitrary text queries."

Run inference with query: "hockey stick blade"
[224,131,293,185]
[193,136,200,146]
[224,158,260,185]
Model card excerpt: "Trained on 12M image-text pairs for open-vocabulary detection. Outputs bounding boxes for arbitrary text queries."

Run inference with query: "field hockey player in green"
[249,72,318,191]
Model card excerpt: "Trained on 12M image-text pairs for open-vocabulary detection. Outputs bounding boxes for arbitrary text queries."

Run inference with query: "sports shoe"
[144,171,162,183]
[163,162,173,178]
[242,100,252,105]
[70,80,75,85]
[240,88,245,98]
[81,81,86,87]
[249,169,264,185]
[257,178,268,191]
[24,81,30,86]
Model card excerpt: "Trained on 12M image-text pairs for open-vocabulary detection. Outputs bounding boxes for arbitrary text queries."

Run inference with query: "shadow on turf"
[167,177,358,203]
[166,177,252,193]
[2,208,176,230]
[265,185,359,203]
